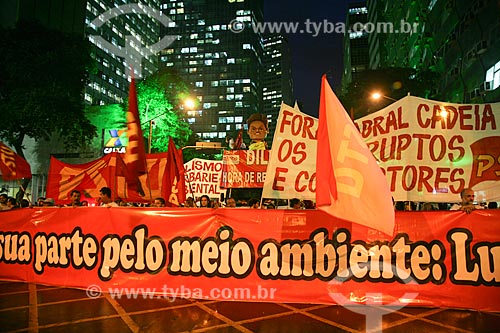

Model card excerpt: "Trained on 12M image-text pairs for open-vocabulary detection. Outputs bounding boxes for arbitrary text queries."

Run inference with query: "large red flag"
[124,77,147,195]
[163,137,186,206]
[315,75,395,235]
[233,127,244,149]
[0,142,32,181]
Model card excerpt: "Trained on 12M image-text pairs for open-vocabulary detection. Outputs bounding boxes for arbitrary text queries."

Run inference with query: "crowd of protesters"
[1,187,498,212]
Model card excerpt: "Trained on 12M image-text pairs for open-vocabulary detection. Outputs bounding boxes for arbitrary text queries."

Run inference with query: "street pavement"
[0,281,499,332]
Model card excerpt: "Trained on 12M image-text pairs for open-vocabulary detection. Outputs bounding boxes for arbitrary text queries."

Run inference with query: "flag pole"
[144,156,153,204]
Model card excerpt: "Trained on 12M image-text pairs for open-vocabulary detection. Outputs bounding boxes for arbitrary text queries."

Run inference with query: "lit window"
[485,60,500,90]
[243,44,251,49]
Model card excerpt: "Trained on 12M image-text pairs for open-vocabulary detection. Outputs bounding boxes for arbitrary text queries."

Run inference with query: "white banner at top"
[262,103,318,200]
[355,96,500,202]
[263,97,500,203]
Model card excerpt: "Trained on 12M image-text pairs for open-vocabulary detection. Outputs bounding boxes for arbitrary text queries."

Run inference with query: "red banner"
[0,208,499,311]
[46,153,169,204]
[221,150,269,188]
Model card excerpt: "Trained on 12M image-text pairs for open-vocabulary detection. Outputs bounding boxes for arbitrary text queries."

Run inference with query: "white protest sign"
[262,103,318,200]
[184,158,227,199]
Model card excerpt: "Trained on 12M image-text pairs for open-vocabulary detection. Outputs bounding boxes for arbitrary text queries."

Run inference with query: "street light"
[371,92,397,102]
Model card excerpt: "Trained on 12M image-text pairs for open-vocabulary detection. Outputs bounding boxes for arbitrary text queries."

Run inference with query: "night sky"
[264,1,348,117]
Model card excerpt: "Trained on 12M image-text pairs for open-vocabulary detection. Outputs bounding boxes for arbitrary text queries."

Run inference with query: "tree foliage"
[0,21,97,158]
[340,68,438,119]
[132,69,194,153]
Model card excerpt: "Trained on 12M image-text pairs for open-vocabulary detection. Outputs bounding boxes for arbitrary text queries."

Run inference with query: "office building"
[262,34,293,135]
[85,0,162,106]
[365,0,500,103]
[341,1,370,93]
[159,0,265,143]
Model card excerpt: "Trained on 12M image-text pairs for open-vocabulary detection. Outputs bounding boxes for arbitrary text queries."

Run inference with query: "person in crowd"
[42,198,55,206]
[450,188,484,214]
[226,136,235,150]
[37,197,45,207]
[421,202,436,211]
[226,197,237,208]
[0,193,8,210]
[6,197,17,210]
[290,198,303,209]
[153,197,166,207]
[199,195,212,208]
[487,202,498,209]
[81,200,89,207]
[246,113,269,150]
[65,189,81,207]
[20,199,30,208]
[184,197,195,207]
[303,200,315,209]
[212,199,221,208]
[99,187,119,207]
[248,198,260,209]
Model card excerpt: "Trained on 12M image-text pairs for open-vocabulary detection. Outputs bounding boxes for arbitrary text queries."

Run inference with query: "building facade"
[363,0,500,103]
[262,34,293,135]
[85,0,162,106]
[341,1,370,93]
[159,0,266,144]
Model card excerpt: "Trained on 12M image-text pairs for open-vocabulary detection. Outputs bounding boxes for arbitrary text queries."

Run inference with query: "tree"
[134,69,194,153]
[340,68,438,119]
[0,21,97,158]
[0,21,97,200]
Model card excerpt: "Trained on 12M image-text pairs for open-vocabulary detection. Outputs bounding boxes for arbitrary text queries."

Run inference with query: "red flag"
[468,136,500,189]
[0,142,32,181]
[234,128,244,149]
[164,137,186,206]
[124,77,147,195]
[315,75,394,235]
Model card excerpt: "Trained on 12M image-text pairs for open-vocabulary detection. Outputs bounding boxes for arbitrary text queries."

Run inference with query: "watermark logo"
[229,19,246,34]
[229,18,419,37]
[86,284,277,302]
[86,284,102,299]
[328,263,419,333]
[88,4,177,78]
